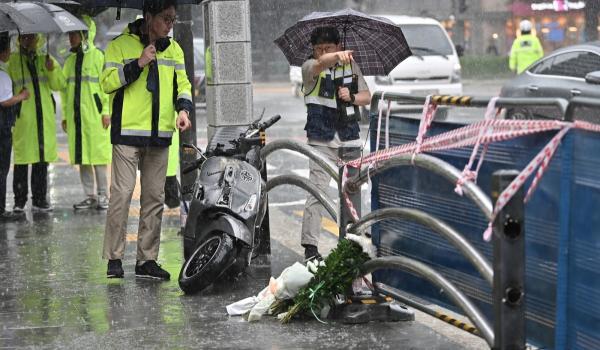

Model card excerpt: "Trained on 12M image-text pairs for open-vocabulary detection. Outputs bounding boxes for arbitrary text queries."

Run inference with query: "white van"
[365,15,462,98]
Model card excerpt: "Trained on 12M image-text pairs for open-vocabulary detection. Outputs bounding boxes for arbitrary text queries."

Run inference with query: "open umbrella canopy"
[7,1,87,34]
[0,3,36,32]
[274,8,412,76]
[75,0,202,9]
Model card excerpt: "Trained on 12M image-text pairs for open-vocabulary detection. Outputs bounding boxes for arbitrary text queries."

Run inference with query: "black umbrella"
[7,2,87,34]
[75,0,202,8]
[0,3,36,33]
[72,0,202,19]
[274,8,412,76]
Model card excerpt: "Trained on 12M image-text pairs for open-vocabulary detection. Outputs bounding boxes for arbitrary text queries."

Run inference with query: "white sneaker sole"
[32,207,53,212]
[135,274,169,280]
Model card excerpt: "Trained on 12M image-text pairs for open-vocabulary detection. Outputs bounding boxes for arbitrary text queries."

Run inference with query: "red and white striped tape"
[455,97,500,196]
[342,113,600,241]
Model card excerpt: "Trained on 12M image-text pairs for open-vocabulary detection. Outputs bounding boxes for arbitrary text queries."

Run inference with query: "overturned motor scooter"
[178,115,281,294]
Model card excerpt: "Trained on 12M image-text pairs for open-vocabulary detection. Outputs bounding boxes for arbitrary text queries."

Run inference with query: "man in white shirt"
[0,33,30,222]
[300,26,371,260]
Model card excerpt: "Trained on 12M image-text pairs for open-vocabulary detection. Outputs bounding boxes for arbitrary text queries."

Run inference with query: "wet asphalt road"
[0,81,500,349]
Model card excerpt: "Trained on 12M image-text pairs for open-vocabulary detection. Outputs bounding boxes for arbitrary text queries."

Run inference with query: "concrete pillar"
[203,0,253,138]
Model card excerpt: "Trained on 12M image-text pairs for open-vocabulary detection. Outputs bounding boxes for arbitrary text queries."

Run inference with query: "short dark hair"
[0,32,10,53]
[310,26,340,46]
[143,0,177,16]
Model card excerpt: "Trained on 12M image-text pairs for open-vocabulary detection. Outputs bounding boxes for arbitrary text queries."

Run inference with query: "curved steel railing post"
[261,139,339,182]
[346,153,493,220]
[361,256,494,347]
[348,207,493,286]
[265,174,338,222]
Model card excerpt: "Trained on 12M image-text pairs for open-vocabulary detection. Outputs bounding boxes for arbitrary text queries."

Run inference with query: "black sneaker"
[32,200,53,212]
[107,259,124,278]
[12,205,25,214]
[0,211,24,223]
[303,244,322,261]
[135,260,170,280]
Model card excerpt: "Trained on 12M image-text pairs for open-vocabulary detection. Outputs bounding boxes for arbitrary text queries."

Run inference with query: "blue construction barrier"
[369,113,600,349]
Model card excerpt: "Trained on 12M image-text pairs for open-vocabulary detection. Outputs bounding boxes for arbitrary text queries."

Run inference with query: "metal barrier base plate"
[331,295,415,324]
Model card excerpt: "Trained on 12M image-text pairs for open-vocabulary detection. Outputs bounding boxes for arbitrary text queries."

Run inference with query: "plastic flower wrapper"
[227,262,315,322]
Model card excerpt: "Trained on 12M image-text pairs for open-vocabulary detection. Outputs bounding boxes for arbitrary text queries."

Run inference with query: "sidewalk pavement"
[0,151,487,350]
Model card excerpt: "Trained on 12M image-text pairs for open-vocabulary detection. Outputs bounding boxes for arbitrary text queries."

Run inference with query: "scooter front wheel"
[178,232,235,294]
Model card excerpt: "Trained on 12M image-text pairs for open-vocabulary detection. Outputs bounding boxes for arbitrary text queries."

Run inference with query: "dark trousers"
[0,128,11,213]
[13,162,48,207]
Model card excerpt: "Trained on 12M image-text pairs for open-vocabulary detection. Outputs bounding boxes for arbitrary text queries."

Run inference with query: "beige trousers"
[301,145,338,247]
[103,144,169,261]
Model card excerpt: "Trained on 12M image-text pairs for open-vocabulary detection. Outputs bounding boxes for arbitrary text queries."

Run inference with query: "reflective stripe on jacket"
[303,64,359,142]
[509,34,544,74]
[8,47,66,164]
[61,16,111,165]
[101,19,193,147]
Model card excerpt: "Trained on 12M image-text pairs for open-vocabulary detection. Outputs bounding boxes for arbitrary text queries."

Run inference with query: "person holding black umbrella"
[61,15,111,211]
[8,33,66,213]
[300,26,371,260]
[0,33,30,222]
[101,0,192,280]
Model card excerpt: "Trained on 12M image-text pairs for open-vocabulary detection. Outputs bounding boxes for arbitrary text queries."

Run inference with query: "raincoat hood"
[126,18,144,38]
[70,15,96,52]
[82,15,96,49]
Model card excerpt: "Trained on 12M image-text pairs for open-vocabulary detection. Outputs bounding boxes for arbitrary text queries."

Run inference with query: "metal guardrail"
[565,96,600,122]
[345,153,493,220]
[265,174,337,222]
[260,93,599,349]
[361,256,494,347]
[261,139,339,181]
[348,207,493,286]
[262,139,341,227]
[370,92,569,119]
[363,92,581,348]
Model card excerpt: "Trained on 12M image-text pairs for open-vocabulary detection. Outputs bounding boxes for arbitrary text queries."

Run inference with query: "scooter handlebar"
[259,114,281,131]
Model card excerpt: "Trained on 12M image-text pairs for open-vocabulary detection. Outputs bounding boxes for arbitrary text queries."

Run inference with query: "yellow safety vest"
[101,19,192,147]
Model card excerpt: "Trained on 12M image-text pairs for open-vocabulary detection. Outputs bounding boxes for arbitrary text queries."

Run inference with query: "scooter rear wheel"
[178,232,235,294]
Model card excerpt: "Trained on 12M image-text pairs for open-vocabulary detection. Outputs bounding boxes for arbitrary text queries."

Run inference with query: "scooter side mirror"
[182,143,204,155]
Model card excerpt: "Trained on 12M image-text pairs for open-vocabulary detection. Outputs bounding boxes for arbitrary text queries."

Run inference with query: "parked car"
[500,42,600,120]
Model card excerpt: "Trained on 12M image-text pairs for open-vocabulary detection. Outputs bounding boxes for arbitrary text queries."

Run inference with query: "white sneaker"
[97,195,109,210]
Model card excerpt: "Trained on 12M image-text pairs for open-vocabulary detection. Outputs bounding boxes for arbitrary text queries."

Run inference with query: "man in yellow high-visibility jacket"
[101,0,192,280]
[509,20,544,74]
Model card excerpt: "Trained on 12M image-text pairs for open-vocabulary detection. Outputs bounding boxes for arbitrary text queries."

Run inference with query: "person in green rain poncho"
[8,33,66,212]
[61,16,112,210]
